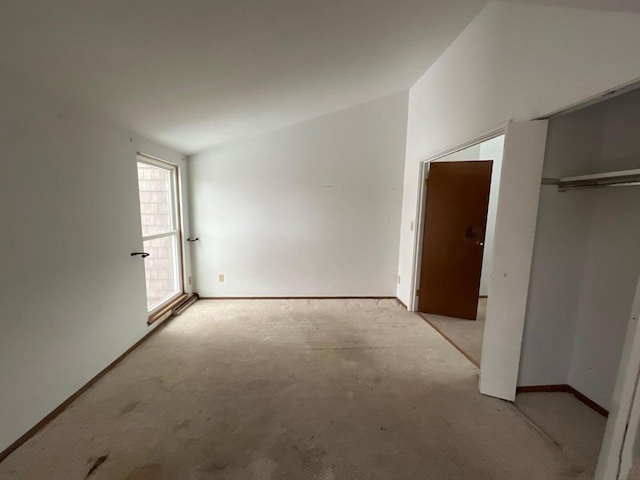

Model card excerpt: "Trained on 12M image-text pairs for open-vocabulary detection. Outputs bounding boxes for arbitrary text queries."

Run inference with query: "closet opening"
[516,85,640,478]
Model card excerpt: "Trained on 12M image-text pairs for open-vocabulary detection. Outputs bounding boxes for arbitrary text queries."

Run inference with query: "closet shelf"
[543,168,640,191]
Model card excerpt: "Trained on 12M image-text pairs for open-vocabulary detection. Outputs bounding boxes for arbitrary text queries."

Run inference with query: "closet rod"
[542,168,640,192]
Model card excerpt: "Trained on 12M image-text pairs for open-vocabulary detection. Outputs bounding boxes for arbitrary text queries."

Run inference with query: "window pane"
[143,235,179,310]
[137,162,174,236]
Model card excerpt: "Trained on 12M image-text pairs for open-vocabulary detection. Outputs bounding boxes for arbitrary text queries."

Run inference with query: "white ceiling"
[1,1,638,154]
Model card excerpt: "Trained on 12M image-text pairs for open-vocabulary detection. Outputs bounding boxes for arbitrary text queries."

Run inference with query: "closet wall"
[519,87,640,410]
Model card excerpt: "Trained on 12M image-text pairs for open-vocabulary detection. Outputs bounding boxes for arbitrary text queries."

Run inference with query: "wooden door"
[418,161,493,320]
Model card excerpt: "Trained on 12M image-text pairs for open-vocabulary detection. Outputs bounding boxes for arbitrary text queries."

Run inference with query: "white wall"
[520,87,640,410]
[519,190,593,386]
[398,1,640,306]
[426,136,504,297]
[568,90,640,409]
[570,189,640,408]
[189,92,408,297]
[0,69,188,453]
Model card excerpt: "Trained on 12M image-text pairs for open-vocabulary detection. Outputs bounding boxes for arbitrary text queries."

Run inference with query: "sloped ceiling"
[1,1,637,153]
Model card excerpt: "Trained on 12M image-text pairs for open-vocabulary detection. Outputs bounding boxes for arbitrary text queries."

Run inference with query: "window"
[136,156,183,312]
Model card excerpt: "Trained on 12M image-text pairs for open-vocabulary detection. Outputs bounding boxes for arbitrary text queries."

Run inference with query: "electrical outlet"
[397,275,401,285]
[219,274,225,283]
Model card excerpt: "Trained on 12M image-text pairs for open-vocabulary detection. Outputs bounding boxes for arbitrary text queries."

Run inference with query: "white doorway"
[410,120,549,401]
[415,135,504,367]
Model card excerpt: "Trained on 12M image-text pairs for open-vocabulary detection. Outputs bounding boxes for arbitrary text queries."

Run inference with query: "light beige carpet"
[421,298,607,477]
[421,298,486,366]
[515,392,607,478]
[0,299,586,479]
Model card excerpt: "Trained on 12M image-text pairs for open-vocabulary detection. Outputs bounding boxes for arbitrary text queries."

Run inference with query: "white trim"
[137,151,179,168]
[136,157,185,313]
[147,289,183,315]
[137,155,180,235]
[535,76,640,121]
[415,122,509,166]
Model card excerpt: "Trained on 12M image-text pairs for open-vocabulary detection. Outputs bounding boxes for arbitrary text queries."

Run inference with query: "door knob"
[131,252,150,258]
[476,241,484,247]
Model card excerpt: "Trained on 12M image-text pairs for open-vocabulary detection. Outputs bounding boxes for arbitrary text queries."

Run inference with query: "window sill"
[147,293,188,326]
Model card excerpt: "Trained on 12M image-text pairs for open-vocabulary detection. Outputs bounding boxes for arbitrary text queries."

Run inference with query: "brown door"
[418,161,493,320]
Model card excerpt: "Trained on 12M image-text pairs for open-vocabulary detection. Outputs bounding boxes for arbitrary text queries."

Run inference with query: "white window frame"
[137,155,184,314]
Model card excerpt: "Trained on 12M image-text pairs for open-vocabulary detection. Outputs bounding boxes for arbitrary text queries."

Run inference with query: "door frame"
[412,120,549,403]
[410,124,507,313]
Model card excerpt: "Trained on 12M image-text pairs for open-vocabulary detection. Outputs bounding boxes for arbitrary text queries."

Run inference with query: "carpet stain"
[211,459,230,470]
[119,402,140,416]
[125,463,162,480]
[172,419,192,432]
[85,455,108,478]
